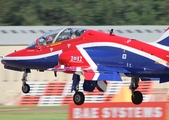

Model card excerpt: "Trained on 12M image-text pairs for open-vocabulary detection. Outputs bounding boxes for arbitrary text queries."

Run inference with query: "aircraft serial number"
[70,56,82,62]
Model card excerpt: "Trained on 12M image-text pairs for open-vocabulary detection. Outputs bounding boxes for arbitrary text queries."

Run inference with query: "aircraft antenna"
[110,29,113,35]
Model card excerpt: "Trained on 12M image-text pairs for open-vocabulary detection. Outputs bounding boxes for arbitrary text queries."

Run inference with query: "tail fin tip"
[156,27,169,46]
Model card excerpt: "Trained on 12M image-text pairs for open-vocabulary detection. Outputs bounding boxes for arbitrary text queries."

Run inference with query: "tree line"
[0,0,168,26]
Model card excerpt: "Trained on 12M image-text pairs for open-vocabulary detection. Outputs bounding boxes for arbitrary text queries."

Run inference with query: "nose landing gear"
[21,69,30,94]
[129,77,143,105]
[22,83,30,93]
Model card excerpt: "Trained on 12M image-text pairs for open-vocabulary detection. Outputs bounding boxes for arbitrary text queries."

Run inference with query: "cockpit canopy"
[27,28,87,48]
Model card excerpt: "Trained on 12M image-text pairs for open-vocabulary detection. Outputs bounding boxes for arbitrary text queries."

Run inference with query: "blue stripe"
[84,46,169,77]
[98,72,122,81]
[157,36,169,46]
[4,55,59,69]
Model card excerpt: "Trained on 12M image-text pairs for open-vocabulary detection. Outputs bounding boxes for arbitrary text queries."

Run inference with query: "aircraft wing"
[83,66,130,81]
[47,65,130,81]
[47,65,88,72]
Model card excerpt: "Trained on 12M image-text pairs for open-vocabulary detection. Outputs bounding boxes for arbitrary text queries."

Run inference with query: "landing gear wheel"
[22,84,30,93]
[73,92,85,105]
[131,91,143,105]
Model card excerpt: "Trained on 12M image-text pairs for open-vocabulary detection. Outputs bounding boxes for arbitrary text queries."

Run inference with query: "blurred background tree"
[0,0,167,25]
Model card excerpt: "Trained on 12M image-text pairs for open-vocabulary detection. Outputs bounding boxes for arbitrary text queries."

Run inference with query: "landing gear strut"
[71,73,85,105]
[21,69,30,94]
[129,77,143,105]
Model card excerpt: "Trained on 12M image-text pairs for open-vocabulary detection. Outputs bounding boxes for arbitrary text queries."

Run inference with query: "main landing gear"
[73,85,85,105]
[21,69,30,94]
[129,77,143,105]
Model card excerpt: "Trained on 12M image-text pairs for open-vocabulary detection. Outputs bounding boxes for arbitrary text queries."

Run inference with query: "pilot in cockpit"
[80,29,86,34]
[75,29,86,37]
[46,36,53,44]
[75,30,81,37]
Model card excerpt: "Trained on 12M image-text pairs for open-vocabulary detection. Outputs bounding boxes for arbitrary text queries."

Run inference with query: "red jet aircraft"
[1,27,169,105]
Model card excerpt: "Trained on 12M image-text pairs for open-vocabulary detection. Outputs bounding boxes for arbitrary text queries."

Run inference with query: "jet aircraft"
[1,27,169,105]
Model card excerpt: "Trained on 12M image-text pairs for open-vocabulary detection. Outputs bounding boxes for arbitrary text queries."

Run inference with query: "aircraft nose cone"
[1,56,6,65]
[1,56,11,66]
[1,56,17,66]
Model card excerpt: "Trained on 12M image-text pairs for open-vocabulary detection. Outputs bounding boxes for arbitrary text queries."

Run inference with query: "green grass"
[0,112,67,120]
[0,106,68,120]
[0,105,168,120]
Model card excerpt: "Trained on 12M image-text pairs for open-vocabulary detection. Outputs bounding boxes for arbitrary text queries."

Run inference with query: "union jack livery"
[1,27,169,105]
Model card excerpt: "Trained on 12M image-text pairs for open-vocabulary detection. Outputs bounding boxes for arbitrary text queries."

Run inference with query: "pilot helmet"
[75,30,81,37]
[46,36,53,44]
[80,29,86,34]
